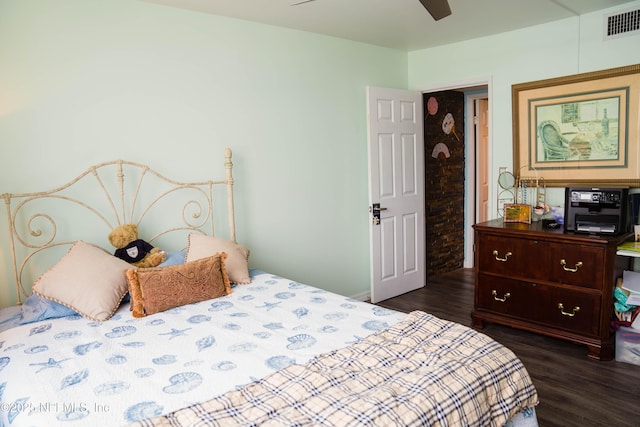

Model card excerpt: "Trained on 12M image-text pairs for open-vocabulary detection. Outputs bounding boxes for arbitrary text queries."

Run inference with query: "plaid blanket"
[134,311,538,427]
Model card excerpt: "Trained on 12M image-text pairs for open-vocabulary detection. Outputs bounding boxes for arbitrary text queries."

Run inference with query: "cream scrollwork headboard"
[1,148,236,306]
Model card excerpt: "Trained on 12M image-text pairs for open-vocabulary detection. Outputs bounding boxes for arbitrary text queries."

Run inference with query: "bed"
[0,149,539,427]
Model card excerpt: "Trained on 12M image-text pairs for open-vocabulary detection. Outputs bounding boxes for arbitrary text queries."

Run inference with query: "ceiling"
[141,0,637,51]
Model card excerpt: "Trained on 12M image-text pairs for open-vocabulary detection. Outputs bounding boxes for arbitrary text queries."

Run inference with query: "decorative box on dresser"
[472,219,631,361]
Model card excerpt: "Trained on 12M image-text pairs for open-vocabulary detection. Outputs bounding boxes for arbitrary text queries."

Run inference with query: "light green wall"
[0,0,407,306]
[1,0,639,307]
[409,1,640,213]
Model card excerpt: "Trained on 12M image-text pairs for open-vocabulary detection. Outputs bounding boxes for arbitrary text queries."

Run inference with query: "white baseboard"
[350,291,371,302]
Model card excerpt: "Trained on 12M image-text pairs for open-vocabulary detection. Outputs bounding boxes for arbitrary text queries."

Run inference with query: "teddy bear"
[108,223,166,268]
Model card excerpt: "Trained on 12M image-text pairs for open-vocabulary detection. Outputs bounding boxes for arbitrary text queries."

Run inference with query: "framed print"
[512,64,640,186]
[503,203,531,224]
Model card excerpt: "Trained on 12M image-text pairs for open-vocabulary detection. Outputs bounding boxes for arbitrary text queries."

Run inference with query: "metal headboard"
[1,148,235,305]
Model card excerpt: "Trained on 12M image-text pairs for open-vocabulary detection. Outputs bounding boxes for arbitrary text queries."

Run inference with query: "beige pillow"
[126,253,232,318]
[185,234,251,284]
[33,241,131,321]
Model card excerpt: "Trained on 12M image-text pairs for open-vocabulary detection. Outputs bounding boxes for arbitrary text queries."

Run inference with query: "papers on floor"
[622,270,640,306]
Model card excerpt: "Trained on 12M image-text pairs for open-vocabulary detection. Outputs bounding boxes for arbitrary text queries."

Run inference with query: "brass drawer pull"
[560,259,583,273]
[558,303,580,317]
[492,290,511,302]
[493,250,512,262]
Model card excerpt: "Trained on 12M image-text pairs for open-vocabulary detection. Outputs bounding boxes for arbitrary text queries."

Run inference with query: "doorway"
[366,81,490,301]
[420,81,490,273]
[423,90,465,277]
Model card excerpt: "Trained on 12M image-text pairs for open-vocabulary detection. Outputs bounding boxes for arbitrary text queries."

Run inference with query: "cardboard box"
[616,326,640,366]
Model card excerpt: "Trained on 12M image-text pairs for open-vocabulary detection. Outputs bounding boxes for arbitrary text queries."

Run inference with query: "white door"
[366,86,425,303]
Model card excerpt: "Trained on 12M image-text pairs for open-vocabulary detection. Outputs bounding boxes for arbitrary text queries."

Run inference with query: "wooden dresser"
[472,219,631,360]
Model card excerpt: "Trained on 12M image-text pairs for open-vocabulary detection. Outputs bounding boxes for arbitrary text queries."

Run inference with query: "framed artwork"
[512,64,640,186]
[503,203,531,224]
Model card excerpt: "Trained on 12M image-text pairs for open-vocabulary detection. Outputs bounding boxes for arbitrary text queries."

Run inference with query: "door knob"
[370,203,387,225]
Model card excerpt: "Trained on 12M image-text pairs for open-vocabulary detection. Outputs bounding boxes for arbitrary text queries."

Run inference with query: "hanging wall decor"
[442,112,460,141]
[431,142,451,159]
[512,63,640,186]
[427,96,439,117]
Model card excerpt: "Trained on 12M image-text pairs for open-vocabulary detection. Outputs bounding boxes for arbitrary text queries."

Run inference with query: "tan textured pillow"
[126,253,232,318]
[32,241,131,321]
[185,234,251,284]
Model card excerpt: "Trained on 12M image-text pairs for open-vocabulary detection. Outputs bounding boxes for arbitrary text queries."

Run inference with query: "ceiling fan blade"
[418,0,452,21]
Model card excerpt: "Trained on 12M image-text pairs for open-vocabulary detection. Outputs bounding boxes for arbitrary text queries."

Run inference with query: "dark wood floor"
[375,269,640,427]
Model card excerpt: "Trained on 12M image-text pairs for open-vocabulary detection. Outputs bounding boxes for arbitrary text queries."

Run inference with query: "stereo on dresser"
[564,187,628,235]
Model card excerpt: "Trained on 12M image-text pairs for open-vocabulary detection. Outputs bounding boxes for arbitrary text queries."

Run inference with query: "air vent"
[603,8,640,40]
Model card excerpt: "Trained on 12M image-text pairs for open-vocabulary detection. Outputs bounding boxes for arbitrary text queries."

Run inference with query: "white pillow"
[185,234,251,284]
[33,241,131,321]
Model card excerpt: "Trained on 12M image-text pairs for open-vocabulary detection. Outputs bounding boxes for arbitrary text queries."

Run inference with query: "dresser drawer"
[476,274,540,321]
[549,243,605,289]
[476,235,549,281]
[477,274,601,336]
[542,287,601,336]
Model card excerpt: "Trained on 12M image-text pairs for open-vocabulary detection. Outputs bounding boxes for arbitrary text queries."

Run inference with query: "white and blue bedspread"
[0,270,538,427]
[0,270,405,426]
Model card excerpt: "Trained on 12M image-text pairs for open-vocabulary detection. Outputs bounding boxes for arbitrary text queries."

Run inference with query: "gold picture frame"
[503,203,531,224]
[512,64,640,187]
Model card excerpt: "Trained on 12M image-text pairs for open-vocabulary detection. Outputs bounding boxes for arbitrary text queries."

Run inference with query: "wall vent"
[603,8,640,40]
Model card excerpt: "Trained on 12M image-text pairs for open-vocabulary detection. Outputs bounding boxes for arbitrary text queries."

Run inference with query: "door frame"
[464,90,490,267]
[417,76,492,269]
